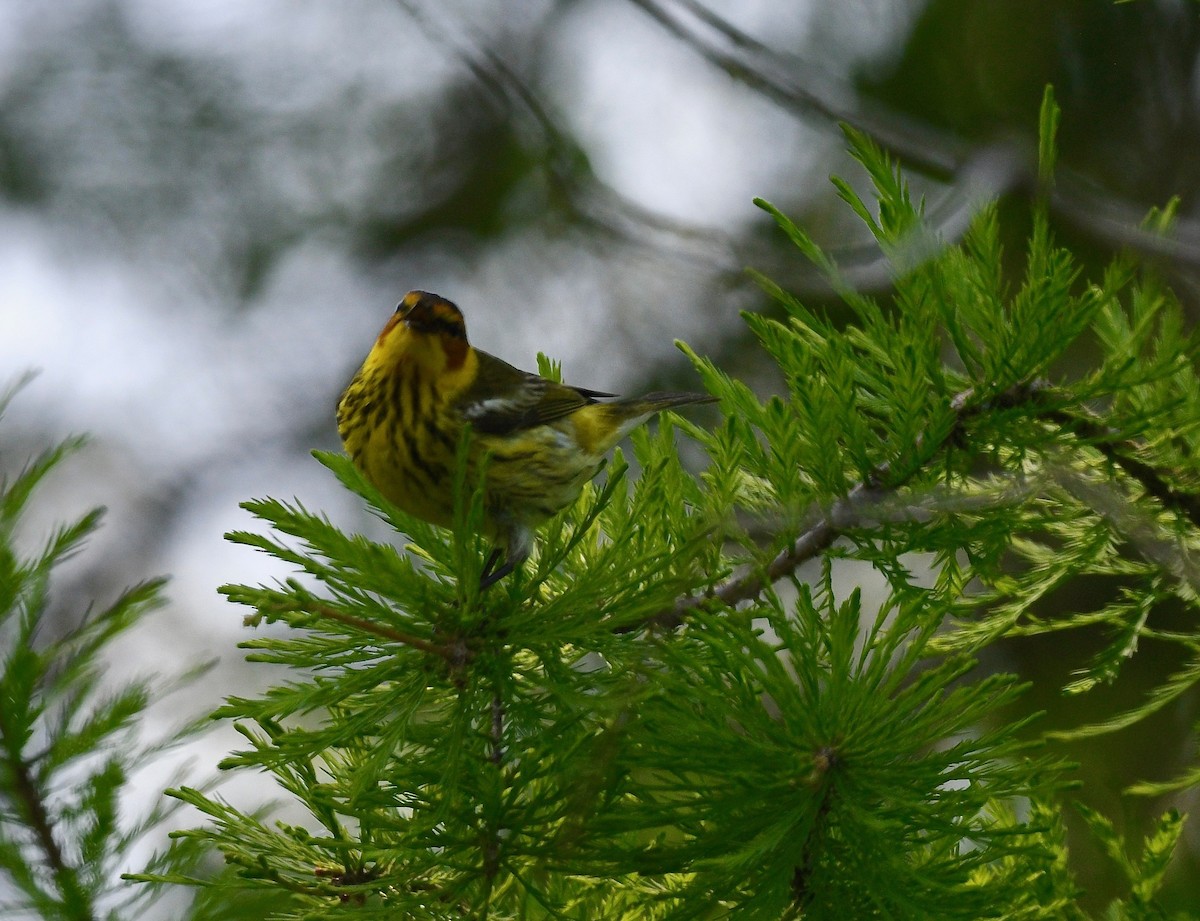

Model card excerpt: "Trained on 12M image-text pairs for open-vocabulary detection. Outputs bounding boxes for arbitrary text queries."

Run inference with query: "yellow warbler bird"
[337,290,715,586]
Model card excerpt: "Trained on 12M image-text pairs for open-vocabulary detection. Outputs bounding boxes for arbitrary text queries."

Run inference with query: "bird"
[337,290,715,587]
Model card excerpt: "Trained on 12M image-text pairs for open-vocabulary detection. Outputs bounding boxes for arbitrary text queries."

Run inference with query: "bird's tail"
[602,391,717,443]
[629,391,719,413]
[574,390,716,454]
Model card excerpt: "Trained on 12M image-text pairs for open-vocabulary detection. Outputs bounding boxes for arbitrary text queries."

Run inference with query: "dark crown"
[397,290,467,340]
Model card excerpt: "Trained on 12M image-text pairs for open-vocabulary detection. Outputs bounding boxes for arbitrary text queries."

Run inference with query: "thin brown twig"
[645,385,984,630]
[275,601,451,659]
[0,707,94,919]
[651,379,1200,630]
[652,488,865,630]
[489,692,505,767]
[1049,408,1200,531]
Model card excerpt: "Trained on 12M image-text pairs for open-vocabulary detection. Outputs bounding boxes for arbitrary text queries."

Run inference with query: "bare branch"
[652,381,1200,629]
[627,0,1200,273]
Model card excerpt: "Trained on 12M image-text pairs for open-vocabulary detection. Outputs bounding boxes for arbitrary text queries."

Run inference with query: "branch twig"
[646,386,982,630]
[0,707,94,919]
[652,380,1200,630]
[627,0,1200,272]
[268,601,451,660]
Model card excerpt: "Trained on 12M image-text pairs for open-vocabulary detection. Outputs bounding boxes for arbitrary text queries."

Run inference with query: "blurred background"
[3,0,1200,913]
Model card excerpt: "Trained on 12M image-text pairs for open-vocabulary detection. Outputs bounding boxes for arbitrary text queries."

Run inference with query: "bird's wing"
[456,350,614,436]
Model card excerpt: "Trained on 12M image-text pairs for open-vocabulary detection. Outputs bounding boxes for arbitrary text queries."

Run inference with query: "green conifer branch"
[0,381,219,921]
[148,90,1200,917]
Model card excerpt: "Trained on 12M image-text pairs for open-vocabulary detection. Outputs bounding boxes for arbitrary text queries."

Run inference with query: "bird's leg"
[479,547,516,590]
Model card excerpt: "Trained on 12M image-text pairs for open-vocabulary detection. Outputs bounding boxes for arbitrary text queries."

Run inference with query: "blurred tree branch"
[626,0,1200,275]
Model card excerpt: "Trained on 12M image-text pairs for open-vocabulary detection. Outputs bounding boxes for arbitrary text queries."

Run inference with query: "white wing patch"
[462,395,533,421]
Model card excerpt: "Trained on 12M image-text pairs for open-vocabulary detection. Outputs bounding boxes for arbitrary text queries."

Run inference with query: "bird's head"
[396,291,467,339]
[371,290,470,373]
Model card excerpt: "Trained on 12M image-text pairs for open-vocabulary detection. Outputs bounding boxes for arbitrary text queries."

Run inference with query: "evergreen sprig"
[154,88,1200,918]
[0,379,214,921]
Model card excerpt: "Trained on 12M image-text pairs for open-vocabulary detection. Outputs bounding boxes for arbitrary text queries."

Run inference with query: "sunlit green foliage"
[134,90,1200,918]
[2,87,1191,918]
[0,380,221,921]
